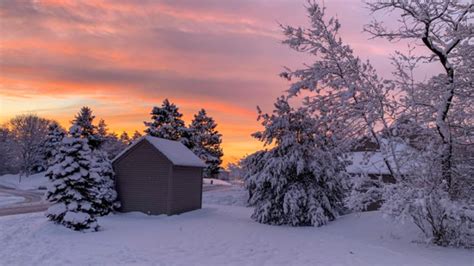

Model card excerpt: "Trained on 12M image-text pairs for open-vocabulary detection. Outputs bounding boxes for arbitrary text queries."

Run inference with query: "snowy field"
[0,173,232,192]
[0,172,48,191]
[1,186,472,266]
[203,178,232,186]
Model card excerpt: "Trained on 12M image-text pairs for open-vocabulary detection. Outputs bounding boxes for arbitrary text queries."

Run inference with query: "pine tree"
[189,109,223,178]
[100,132,126,159]
[96,119,108,146]
[45,125,99,232]
[243,97,347,226]
[90,150,120,216]
[43,121,66,168]
[144,99,187,143]
[131,130,142,142]
[119,131,130,145]
[72,106,101,149]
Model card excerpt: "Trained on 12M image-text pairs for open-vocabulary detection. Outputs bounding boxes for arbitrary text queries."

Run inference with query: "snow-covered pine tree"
[144,99,188,144]
[244,97,347,226]
[98,122,126,159]
[90,150,120,216]
[72,106,101,149]
[43,121,66,168]
[241,150,267,204]
[189,109,223,178]
[45,125,99,232]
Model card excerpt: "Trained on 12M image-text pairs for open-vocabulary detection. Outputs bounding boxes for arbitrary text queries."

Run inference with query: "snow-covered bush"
[244,97,347,226]
[345,173,384,212]
[45,125,99,232]
[378,144,474,247]
[383,181,474,247]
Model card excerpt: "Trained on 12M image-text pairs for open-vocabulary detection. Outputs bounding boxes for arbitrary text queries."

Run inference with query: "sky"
[0,0,438,165]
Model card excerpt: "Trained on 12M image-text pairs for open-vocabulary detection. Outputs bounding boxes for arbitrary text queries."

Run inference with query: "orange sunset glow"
[0,0,437,165]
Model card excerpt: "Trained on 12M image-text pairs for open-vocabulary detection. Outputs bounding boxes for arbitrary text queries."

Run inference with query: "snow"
[1,185,472,266]
[0,172,49,191]
[203,178,232,186]
[113,135,207,167]
[0,192,25,207]
[202,186,249,206]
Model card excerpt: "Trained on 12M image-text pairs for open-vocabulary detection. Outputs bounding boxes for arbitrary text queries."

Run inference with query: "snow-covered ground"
[203,178,232,186]
[0,192,25,207]
[0,172,48,191]
[1,185,472,265]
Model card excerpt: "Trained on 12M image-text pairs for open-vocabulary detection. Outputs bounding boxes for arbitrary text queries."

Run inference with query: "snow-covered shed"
[112,135,206,215]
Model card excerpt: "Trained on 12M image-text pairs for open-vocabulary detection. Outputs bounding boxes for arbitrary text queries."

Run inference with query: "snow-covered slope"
[0,186,472,266]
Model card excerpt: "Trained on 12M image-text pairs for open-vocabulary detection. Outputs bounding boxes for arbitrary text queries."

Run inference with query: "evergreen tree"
[72,106,101,149]
[243,97,347,226]
[189,109,223,178]
[45,125,99,232]
[119,131,131,145]
[96,119,108,146]
[43,121,66,168]
[101,132,126,160]
[131,130,142,142]
[90,150,120,216]
[144,99,188,144]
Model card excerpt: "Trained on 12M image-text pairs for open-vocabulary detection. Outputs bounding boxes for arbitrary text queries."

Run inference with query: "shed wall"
[113,140,172,215]
[170,166,203,214]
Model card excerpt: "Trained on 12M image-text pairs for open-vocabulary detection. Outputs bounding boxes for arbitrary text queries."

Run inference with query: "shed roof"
[113,135,207,168]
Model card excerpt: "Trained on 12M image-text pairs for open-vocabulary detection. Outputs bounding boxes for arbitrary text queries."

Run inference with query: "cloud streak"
[0,0,437,164]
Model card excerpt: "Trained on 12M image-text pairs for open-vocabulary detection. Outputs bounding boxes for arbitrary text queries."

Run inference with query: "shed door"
[117,173,160,214]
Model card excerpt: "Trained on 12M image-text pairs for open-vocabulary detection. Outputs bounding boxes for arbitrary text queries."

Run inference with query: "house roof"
[112,135,207,168]
[345,139,418,175]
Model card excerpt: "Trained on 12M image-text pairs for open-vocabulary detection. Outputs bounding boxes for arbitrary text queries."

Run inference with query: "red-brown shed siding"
[170,166,203,214]
[113,140,172,215]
